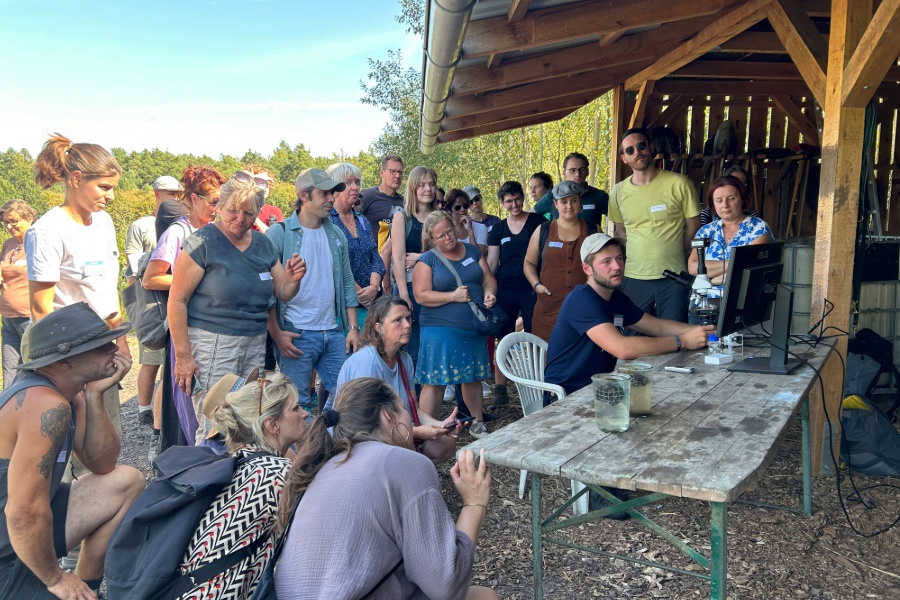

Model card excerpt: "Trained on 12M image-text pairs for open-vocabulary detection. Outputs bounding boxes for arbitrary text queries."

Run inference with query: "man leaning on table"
[544,233,714,398]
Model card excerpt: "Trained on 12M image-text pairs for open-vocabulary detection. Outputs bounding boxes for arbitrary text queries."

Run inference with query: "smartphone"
[446,415,475,429]
[190,374,201,395]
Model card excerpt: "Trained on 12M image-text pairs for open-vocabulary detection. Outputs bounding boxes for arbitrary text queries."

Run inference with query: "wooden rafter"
[646,95,693,129]
[447,62,649,118]
[623,0,771,90]
[669,60,900,81]
[629,80,656,128]
[599,30,626,48]
[719,30,827,53]
[452,16,716,97]
[461,0,737,58]
[507,0,532,23]
[438,109,578,144]
[653,79,812,95]
[765,0,829,106]
[486,53,503,70]
[442,89,606,132]
[842,0,900,107]
[771,95,820,145]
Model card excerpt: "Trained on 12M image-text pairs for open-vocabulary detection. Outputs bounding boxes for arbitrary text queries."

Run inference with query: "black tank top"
[0,372,74,559]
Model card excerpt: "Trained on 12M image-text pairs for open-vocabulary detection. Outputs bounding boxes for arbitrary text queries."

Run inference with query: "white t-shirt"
[285,225,336,330]
[25,207,120,318]
[123,214,156,276]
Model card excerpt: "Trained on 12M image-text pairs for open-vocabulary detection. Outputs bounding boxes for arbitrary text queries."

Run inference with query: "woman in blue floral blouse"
[688,175,773,298]
[327,162,386,329]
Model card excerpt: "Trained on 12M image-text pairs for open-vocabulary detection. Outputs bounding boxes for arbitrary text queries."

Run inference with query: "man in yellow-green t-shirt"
[608,128,701,322]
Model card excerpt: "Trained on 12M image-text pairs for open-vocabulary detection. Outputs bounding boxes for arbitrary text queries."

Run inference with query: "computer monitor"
[716,241,803,375]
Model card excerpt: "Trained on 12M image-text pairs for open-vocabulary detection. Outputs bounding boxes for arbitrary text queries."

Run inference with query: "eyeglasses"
[432,229,455,241]
[452,204,469,212]
[384,169,403,177]
[196,193,220,207]
[2,218,25,229]
[622,141,649,156]
[232,170,270,189]
[565,167,589,175]
[502,196,524,205]
[470,196,482,202]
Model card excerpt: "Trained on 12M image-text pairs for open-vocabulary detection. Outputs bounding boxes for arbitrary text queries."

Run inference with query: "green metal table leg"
[532,473,543,600]
[710,502,728,600]
[800,396,812,515]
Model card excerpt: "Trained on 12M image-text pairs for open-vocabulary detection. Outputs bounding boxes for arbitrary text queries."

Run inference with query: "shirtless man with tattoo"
[0,302,145,599]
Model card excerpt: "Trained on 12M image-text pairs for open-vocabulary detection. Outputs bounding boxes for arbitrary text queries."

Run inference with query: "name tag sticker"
[259,272,273,281]
[83,261,105,278]
[549,241,564,248]
[583,204,595,210]
[501,237,511,245]
[614,314,624,327]
[650,204,667,213]
[57,449,67,463]
[461,257,475,267]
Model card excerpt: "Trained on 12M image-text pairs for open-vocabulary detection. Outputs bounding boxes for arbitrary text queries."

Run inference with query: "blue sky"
[0,0,420,158]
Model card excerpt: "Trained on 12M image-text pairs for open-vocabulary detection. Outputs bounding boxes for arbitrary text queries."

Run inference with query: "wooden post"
[609,84,627,193]
[810,0,873,475]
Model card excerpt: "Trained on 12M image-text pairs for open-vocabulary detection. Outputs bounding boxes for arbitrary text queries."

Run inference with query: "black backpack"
[840,395,900,476]
[106,446,268,600]
[847,328,900,421]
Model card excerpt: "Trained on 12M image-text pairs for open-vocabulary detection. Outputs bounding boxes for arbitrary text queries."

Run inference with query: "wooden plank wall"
[644,92,900,236]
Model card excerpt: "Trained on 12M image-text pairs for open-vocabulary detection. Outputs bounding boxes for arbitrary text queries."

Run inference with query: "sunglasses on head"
[257,378,271,416]
[622,140,649,156]
[452,203,470,212]
[232,171,270,189]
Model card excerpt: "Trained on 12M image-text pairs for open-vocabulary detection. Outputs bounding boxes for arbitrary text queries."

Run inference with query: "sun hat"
[551,180,583,200]
[295,168,346,193]
[17,302,131,370]
[580,233,625,263]
[151,175,184,192]
[203,368,260,439]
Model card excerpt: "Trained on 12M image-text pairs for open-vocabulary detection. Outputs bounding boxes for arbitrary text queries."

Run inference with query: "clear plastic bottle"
[708,334,720,355]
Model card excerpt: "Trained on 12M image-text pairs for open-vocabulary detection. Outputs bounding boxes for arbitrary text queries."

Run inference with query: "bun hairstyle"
[421,210,455,251]
[208,373,298,455]
[33,133,121,190]
[180,166,227,204]
[277,377,400,531]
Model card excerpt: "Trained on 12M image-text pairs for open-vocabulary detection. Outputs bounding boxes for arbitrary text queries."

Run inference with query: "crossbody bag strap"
[395,357,420,427]
[427,249,485,323]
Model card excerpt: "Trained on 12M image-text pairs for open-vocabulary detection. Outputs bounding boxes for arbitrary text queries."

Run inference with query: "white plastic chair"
[495,333,589,515]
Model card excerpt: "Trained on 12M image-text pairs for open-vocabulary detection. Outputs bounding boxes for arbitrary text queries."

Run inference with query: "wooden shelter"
[420,0,900,475]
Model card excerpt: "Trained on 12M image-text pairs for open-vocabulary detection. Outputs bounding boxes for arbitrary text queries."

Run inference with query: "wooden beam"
[507,0,532,23]
[719,30,828,53]
[453,17,714,97]
[486,53,503,70]
[610,85,628,196]
[771,95,820,145]
[646,94,693,129]
[461,0,737,58]
[842,0,900,107]
[653,79,812,95]
[629,80,656,128]
[438,108,578,144]
[765,0,829,106]
[447,62,648,118]
[811,0,872,475]
[599,30,626,48]
[671,61,806,79]
[624,0,771,90]
[442,89,604,132]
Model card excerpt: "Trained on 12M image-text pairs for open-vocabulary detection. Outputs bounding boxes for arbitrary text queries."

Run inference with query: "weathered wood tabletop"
[463,340,835,503]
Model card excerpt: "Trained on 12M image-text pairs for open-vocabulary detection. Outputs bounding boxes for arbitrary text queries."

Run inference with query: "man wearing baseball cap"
[0,303,145,599]
[266,168,360,413]
[152,175,188,241]
[544,233,713,397]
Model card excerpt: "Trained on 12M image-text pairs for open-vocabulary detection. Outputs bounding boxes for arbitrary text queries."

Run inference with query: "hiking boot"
[589,487,631,521]
[492,385,509,406]
[469,419,489,438]
[138,409,153,428]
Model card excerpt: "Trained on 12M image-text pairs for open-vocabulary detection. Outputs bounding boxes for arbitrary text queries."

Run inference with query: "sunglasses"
[232,170,270,189]
[623,140,649,156]
[452,203,470,212]
[196,193,220,207]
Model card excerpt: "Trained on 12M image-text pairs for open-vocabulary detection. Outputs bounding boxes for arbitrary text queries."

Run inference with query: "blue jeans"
[2,316,29,389]
[276,321,349,412]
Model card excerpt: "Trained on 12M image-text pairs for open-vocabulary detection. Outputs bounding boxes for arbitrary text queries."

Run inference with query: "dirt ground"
[117,334,900,599]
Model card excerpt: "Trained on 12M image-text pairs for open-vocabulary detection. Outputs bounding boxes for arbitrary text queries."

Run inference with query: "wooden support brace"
[772,95,820,146]
[629,80,655,129]
[764,0,829,106]
[842,0,900,107]
[646,95,692,130]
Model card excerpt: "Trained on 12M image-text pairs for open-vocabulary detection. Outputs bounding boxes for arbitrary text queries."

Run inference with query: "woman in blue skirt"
[413,211,497,438]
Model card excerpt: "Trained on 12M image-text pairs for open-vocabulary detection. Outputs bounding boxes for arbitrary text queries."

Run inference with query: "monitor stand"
[728,284,804,375]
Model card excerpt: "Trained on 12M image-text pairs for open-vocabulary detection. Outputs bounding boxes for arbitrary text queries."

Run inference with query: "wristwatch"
[348,325,361,331]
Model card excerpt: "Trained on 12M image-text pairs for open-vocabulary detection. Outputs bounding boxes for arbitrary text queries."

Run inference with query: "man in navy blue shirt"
[545,233,714,397]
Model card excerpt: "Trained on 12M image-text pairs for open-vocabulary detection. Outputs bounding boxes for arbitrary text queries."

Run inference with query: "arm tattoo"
[38,404,71,479]
[14,389,27,410]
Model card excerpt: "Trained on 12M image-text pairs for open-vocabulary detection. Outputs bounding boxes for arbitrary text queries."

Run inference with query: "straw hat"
[203,368,260,439]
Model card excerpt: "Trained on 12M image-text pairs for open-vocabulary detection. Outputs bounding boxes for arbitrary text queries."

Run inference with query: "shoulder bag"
[427,248,507,337]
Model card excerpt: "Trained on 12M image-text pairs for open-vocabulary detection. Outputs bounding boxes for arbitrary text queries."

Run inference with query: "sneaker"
[444,385,456,402]
[589,487,631,521]
[60,547,79,571]
[138,409,153,428]
[148,431,160,465]
[481,381,493,399]
[492,385,509,406]
[469,419,489,438]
